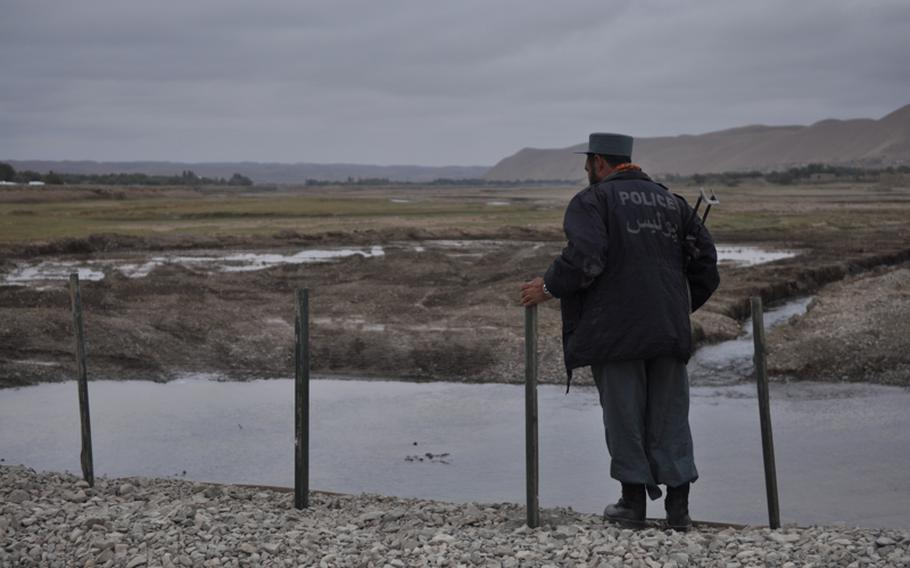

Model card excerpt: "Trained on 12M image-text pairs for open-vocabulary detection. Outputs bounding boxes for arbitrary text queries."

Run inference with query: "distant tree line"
[0,162,253,187]
[306,165,910,187]
[303,177,577,187]
[663,163,910,187]
[6,159,906,189]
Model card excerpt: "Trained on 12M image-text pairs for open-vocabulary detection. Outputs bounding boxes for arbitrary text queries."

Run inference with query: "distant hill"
[3,160,490,184]
[485,103,910,181]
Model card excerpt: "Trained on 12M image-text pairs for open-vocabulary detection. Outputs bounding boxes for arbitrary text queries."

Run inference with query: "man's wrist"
[542,281,553,298]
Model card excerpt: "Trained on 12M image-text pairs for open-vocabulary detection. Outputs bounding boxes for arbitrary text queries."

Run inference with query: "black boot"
[665,482,692,531]
[603,483,646,528]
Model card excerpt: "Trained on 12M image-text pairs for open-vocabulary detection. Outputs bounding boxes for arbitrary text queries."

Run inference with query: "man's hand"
[520,276,552,307]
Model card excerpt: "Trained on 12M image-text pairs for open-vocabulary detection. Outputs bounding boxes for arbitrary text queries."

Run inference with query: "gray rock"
[355,511,384,524]
[430,533,455,544]
[65,490,88,503]
[82,517,106,530]
[769,532,801,544]
[669,552,689,566]
[8,489,29,504]
[640,537,660,550]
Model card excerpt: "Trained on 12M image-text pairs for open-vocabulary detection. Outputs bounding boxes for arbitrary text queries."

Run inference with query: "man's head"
[585,153,631,185]
[576,133,633,184]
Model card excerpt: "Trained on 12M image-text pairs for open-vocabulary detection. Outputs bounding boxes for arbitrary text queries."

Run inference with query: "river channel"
[3,374,909,528]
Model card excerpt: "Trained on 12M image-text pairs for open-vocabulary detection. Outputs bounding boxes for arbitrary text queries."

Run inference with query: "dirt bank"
[768,262,910,385]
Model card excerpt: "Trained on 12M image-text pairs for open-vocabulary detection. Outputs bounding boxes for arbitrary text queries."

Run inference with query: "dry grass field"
[2,180,908,244]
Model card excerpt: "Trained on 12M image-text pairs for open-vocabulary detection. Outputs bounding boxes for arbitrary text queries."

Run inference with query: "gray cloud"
[1,0,908,166]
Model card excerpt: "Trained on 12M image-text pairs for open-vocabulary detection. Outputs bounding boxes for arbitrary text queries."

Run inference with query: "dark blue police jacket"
[543,169,720,387]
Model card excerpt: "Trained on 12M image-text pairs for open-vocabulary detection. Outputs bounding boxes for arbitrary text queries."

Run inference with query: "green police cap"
[574,132,634,158]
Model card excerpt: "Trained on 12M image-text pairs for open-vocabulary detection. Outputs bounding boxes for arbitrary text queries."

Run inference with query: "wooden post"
[294,288,310,509]
[752,296,780,529]
[525,305,540,528]
[68,273,94,487]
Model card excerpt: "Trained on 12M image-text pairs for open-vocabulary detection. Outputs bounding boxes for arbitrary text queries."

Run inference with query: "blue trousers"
[592,356,698,492]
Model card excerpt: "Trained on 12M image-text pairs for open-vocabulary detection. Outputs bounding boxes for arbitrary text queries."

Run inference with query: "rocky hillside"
[485,103,910,180]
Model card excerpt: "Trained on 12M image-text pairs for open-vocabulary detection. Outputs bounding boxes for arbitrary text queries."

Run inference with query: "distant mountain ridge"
[485,103,910,181]
[2,160,490,184]
[8,104,909,184]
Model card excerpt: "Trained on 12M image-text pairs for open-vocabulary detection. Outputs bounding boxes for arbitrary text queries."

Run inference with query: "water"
[2,246,386,284]
[715,245,798,266]
[2,243,796,285]
[689,297,813,385]
[2,377,909,528]
[5,262,106,284]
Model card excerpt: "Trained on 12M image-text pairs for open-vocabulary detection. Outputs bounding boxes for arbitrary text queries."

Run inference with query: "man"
[520,133,719,530]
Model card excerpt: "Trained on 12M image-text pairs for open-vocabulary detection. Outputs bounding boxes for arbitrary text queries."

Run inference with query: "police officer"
[520,133,719,530]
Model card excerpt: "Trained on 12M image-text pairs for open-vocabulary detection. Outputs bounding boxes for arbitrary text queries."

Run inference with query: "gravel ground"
[3,466,910,567]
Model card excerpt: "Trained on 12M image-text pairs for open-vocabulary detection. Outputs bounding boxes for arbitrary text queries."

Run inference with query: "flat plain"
[1,179,909,388]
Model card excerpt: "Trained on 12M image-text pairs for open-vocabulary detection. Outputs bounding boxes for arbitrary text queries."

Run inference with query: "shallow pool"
[2,377,908,528]
[2,242,797,286]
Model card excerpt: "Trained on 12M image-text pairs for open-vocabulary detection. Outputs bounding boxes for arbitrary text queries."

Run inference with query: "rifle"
[682,187,719,262]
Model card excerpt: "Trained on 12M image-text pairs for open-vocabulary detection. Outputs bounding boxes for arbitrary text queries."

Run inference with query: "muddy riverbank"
[2,227,910,389]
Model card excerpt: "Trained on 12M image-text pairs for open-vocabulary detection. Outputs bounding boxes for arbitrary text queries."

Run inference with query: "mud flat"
[3,465,910,568]
[2,233,910,389]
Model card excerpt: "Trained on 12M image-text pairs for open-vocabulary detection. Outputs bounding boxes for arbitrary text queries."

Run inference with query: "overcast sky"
[2,1,908,166]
